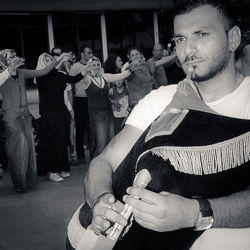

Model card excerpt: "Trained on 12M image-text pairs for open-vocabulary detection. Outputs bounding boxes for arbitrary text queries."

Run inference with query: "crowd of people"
[0,36,180,189]
[66,0,250,250]
[0,0,250,249]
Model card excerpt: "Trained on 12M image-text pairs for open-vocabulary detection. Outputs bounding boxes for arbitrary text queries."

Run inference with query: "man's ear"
[228,26,241,52]
[127,54,130,60]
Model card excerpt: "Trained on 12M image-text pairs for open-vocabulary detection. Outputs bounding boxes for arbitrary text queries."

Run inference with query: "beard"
[191,46,231,82]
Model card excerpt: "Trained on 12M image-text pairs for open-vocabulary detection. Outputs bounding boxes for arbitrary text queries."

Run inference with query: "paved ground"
[0,89,89,250]
[0,163,88,250]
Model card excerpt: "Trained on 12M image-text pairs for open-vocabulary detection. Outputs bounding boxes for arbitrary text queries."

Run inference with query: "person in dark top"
[82,56,133,158]
[36,53,86,182]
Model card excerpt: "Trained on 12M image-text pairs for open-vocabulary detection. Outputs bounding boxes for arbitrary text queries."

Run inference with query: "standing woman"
[36,53,86,182]
[103,54,123,74]
[83,56,132,158]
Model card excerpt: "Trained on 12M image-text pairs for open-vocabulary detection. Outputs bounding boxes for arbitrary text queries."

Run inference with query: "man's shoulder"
[138,84,177,106]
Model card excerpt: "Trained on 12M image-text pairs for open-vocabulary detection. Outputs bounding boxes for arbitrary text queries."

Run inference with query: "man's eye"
[174,37,185,44]
[198,32,208,37]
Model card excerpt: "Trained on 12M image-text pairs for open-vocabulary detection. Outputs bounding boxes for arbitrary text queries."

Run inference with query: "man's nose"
[184,38,197,57]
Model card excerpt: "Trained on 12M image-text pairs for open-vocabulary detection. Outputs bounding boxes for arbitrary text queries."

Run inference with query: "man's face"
[67,51,76,63]
[173,5,231,82]
[52,48,62,60]
[153,45,163,60]
[82,48,93,62]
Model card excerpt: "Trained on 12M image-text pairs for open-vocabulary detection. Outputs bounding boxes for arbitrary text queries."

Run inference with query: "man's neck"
[195,66,243,103]
[80,58,87,65]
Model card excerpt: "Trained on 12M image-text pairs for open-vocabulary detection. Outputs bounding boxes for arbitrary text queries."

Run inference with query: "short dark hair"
[79,43,93,53]
[127,47,141,56]
[62,45,76,54]
[174,0,237,31]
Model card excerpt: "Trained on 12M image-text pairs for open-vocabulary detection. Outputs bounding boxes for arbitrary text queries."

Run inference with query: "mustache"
[183,55,202,64]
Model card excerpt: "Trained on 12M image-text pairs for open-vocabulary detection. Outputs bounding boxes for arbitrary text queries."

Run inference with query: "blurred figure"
[148,43,176,88]
[165,46,185,84]
[0,49,64,192]
[109,78,129,134]
[236,32,250,76]
[123,47,176,109]
[70,44,93,164]
[82,56,133,158]
[36,52,86,182]
[103,54,123,74]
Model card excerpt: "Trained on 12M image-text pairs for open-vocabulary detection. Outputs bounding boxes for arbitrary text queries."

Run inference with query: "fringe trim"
[136,132,250,175]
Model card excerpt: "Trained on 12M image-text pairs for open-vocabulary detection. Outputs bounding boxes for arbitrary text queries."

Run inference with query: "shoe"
[60,171,70,178]
[49,173,64,182]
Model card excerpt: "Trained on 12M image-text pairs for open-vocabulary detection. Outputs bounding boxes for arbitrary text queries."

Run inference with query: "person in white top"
[69,45,94,164]
[71,1,250,249]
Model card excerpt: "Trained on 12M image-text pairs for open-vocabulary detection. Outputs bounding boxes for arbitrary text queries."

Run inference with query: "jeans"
[4,114,37,189]
[89,109,114,158]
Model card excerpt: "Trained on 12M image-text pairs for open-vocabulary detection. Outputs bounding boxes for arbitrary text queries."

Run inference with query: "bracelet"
[91,192,112,209]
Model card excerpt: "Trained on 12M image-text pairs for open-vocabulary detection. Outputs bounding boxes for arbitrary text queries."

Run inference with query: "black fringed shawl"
[76,80,250,250]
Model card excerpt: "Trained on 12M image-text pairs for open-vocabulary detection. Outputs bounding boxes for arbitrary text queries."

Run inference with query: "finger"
[103,208,127,226]
[123,194,156,215]
[91,215,111,232]
[95,205,127,227]
[103,193,115,204]
[159,191,170,196]
[186,66,194,80]
[126,187,159,204]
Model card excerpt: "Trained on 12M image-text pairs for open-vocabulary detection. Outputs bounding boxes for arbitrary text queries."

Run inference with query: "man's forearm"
[84,156,114,207]
[210,189,250,228]
[0,69,10,86]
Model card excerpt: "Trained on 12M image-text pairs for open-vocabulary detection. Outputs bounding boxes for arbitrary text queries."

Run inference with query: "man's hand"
[91,193,127,233]
[56,52,70,62]
[8,57,25,74]
[123,187,199,232]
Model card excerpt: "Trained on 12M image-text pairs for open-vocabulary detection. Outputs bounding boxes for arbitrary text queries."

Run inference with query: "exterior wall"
[0,0,173,12]
[0,9,174,73]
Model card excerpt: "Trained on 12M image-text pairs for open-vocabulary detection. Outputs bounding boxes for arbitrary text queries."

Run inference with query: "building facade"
[0,0,249,78]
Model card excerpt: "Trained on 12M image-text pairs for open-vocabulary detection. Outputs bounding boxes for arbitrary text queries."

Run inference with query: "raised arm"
[0,69,11,86]
[103,70,131,83]
[0,57,25,86]
[155,53,177,68]
[23,52,69,79]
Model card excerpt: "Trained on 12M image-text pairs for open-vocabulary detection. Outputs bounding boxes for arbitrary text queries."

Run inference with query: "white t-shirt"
[126,77,250,131]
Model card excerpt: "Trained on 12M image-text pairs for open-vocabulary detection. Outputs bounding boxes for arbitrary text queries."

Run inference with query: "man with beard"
[148,43,177,88]
[67,1,250,249]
